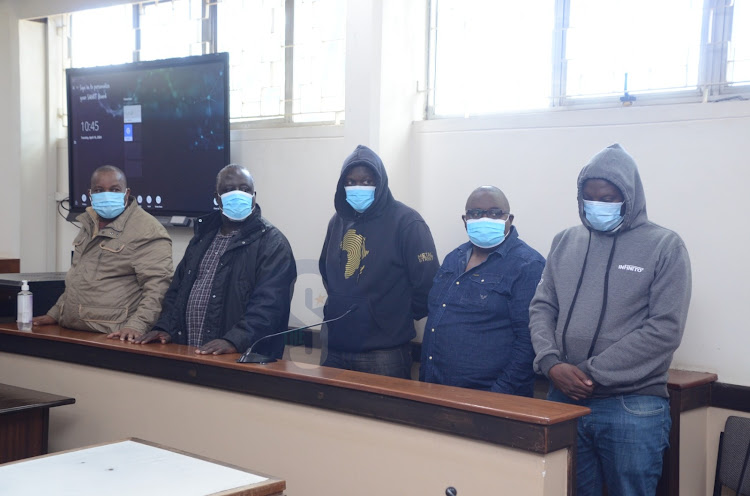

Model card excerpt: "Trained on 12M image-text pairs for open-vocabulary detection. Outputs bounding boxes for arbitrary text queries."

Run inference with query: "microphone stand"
[237,306,357,364]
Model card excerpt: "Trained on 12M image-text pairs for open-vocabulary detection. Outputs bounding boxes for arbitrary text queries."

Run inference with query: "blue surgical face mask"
[221,190,254,221]
[345,186,376,213]
[583,200,624,232]
[466,218,507,249]
[91,192,127,219]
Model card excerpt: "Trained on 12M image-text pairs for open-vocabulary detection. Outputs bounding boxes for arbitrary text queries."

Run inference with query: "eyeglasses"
[465,208,508,220]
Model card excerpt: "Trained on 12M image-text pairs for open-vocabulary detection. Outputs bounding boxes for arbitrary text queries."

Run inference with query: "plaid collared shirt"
[186,231,236,347]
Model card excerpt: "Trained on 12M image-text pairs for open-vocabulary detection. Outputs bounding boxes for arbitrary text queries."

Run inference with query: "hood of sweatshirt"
[334,145,394,220]
[577,143,648,232]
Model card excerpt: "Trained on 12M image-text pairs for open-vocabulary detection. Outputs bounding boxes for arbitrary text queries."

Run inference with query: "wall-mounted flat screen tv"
[66,52,230,218]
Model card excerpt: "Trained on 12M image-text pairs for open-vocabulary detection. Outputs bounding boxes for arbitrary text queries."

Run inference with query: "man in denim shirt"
[420,186,545,397]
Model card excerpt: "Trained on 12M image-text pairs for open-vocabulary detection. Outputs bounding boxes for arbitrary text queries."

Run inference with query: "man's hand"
[196,339,237,355]
[107,327,143,342]
[134,330,172,345]
[549,363,594,400]
[32,315,57,326]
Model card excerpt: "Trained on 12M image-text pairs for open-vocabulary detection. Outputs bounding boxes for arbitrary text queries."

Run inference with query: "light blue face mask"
[220,190,254,221]
[583,200,624,232]
[345,186,376,213]
[466,218,506,249]
[91,192,127,219]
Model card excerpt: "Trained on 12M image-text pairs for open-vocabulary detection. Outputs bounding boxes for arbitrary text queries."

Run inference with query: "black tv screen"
[66,52,230,217]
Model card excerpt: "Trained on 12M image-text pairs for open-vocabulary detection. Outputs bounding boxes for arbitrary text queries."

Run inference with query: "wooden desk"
[659,369,719,496]
[0,438,285,495]
[0,259,20,273]
[0,323,590,496]
[0,324,587,447]
[0,383,75,463]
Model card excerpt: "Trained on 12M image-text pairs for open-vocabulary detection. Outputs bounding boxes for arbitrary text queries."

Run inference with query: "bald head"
[216,164,255,196]
[464,185,513,225]
[465,186,510,212]
[91,165,127,190]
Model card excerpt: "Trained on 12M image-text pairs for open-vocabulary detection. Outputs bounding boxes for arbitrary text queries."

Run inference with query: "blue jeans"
[548,387,671,496]
[321,344,412,379]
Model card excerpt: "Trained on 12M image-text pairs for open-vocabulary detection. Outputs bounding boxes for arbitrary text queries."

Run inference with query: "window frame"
[62,0,343,126]
[426,0,750,119]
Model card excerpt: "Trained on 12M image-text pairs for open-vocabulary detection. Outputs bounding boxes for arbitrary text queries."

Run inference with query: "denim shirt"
[419,227,545,397]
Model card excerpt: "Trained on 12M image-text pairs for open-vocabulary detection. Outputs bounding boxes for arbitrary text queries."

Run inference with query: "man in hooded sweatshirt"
[319,145,439,379]
[530,144,691,496]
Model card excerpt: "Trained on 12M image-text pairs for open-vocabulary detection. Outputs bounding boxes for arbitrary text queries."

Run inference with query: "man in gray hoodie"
[530,144,691,496]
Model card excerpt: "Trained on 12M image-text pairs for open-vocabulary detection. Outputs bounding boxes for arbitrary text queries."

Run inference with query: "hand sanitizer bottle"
[16,280,33,331]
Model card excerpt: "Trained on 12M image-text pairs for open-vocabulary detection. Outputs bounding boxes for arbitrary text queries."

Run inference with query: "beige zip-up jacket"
[47,199,173,334]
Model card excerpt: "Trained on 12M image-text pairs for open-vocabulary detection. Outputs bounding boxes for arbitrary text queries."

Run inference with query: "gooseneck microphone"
[237,304,359,364]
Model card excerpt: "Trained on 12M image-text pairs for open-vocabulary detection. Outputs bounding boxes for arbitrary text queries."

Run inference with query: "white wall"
[0,0,21,260]
[414,102,750,386]
[19,19,55,272]
[11,0,125,19]
[1,0,748,386]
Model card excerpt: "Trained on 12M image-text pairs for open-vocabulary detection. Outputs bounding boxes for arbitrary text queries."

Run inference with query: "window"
[292,0,346,122]
[428,0,750,117]
[430,0,555,116]
[727,0,750,88]
[64,0,345,123]
[138,0,205,61]
[69,5,133,68]
[564,0,703,99]
[217,0,286,119]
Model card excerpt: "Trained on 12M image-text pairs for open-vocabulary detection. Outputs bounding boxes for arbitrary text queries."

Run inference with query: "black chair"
[714,416,750,496]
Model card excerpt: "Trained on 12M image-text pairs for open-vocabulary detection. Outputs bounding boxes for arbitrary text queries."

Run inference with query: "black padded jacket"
[153,206,297,357]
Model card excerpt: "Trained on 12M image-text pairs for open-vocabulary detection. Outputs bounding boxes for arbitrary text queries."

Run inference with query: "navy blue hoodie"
[319,145,439,352]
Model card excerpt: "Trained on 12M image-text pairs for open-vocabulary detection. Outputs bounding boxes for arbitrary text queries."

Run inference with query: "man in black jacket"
[136,164,297,357]
[319,145,439,378]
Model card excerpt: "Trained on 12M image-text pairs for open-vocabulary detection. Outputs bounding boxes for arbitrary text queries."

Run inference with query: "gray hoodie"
[530,144,691,398]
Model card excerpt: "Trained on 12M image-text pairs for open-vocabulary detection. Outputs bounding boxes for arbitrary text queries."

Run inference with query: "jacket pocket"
[323,294,373,352]
[79,304,128,324]
[99,240,126,253]
[71,232,87,267]
[97,240,129,279]
[459,274,504,307]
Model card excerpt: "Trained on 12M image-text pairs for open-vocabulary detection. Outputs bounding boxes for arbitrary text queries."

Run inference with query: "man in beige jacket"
[32,165,173,341]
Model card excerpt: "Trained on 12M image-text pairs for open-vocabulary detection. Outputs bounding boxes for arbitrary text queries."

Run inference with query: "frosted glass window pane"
[70,5,134,68]
[292,0,346,122]
[728,1,750,87]
[566,0,703,97]
[217,0,286,120]
[433,0,555,116]
[139,0,204,62]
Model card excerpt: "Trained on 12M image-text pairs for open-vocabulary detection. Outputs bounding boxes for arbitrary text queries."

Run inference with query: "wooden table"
[0,383,75,463]
[0,438,285,495]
